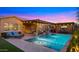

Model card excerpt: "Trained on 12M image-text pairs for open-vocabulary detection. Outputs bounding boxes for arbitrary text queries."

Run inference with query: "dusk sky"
[0,7,77,23]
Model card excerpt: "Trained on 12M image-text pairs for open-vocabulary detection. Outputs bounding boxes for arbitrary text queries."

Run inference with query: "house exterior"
[22,20,37,34]
[0,16,24,36]
[0,16,76,36]
[23,19,53,35]
[0,16,53,36]
[52,22,75,33]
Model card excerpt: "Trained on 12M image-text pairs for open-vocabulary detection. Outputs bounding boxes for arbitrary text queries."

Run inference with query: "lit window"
[29,22,31,23]
[61,26,67,28]
[4,23,9,31]
[9,24,14,30]
[14,24,19,30]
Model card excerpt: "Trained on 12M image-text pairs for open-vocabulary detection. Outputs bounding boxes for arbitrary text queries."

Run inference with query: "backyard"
[0,38,23,52]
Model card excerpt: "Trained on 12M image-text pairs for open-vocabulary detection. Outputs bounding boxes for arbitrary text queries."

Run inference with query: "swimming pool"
[26,33,71,51]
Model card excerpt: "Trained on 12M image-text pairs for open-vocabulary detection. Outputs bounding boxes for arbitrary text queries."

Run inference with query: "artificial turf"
[0,38,23,52]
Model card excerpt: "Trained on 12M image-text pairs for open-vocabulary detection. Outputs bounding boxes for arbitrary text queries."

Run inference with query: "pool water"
[26,34,71,51]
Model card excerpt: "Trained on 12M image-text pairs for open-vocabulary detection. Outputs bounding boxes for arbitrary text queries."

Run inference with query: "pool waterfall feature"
[35,22,51,37]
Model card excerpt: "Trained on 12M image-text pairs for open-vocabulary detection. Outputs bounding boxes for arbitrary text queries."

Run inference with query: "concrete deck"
[4,34,55,52]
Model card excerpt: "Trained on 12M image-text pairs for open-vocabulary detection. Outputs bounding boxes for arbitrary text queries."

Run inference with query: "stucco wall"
[0,17,24,36]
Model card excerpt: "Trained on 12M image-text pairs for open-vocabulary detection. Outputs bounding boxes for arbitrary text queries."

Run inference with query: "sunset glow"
[0,7,77,23]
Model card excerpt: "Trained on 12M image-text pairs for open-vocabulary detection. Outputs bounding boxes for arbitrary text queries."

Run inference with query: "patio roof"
[23,19,54,24]
[55,22,75,24]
